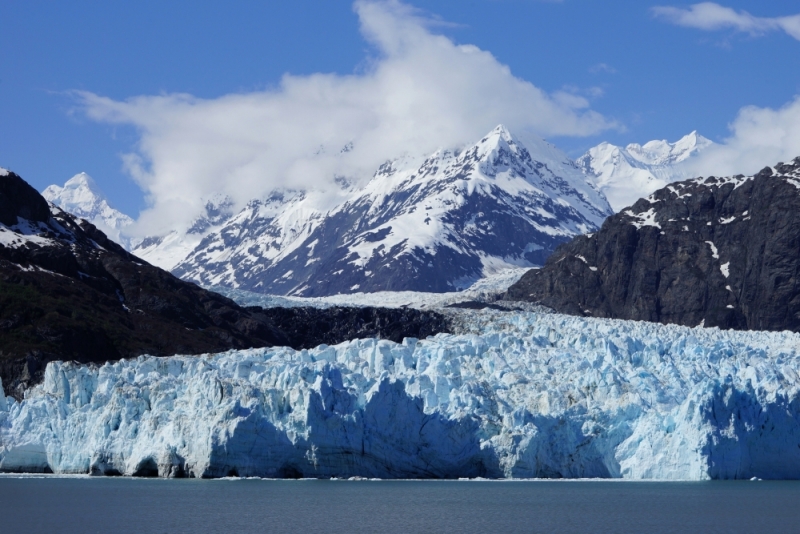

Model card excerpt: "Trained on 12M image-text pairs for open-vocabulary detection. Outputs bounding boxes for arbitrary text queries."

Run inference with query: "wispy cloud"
[557,85,605,102]
[589,63,616,74]
[76,0,616,235]
[652,2,800,41]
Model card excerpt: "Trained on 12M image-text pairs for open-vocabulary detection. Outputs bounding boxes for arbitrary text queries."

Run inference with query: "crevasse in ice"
[2,310,800,479]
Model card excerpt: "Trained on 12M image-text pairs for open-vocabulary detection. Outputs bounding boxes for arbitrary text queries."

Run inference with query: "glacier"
[2,309,800,480]
[208,267,532,310]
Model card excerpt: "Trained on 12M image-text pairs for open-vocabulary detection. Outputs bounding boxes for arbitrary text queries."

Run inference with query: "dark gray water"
[1,476,799,533]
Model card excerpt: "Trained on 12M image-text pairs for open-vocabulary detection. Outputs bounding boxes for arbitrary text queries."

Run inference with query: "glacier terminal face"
[2,310,800,480]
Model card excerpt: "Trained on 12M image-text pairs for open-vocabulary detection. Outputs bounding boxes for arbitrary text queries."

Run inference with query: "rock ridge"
[507,157,800,332]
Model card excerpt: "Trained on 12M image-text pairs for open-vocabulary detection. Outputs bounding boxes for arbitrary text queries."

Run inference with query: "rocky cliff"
[507,157,800,332]
[0,170,293,396]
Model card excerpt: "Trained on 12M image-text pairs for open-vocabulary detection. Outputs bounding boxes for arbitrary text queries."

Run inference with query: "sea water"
[1,477,798,533]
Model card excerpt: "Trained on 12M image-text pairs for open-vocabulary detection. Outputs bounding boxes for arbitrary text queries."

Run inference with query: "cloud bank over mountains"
[75,0,800,236]
[77,0,615,236]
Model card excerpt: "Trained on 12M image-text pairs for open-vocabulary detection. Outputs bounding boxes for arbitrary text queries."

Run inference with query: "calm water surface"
[1,476,798,533]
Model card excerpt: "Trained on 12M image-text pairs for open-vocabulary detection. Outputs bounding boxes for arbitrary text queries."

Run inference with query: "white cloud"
[652,3,800,41]
[77,0,615,236]
[687,96,800,177]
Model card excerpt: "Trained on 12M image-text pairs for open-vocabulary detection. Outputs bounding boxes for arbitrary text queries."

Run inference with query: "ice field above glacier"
[2,306,800,480]
[209,267,532,310]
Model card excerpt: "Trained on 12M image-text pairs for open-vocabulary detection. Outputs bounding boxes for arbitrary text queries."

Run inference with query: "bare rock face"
[507,157,800,332]
[0,171,51,226]
[257,306,449,350]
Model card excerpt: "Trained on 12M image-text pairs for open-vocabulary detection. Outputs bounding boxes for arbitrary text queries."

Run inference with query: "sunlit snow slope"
[578,132,713,211]
[42,173,133,244]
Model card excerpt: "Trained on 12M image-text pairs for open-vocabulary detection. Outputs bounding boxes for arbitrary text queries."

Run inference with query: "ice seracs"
[578,132,713,211]
[2,309,800,480]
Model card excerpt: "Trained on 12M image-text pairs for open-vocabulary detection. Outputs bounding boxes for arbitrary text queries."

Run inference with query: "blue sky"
[2,1,799,220]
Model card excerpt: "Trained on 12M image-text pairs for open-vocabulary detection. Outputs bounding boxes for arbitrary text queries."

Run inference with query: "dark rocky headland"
[508,157,800,332]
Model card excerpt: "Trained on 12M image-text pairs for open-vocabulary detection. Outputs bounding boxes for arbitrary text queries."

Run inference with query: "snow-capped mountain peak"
[172,125,613,296]
[626,131,712,167]
[42,172,133,242]
[477,123,514,150]
[578,132,714,212]
[43,172,105,206]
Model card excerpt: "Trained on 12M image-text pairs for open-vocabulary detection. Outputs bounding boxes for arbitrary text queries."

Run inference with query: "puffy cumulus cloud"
[652,3,800,41]
[686,96,800,177]
[77,0,615,235]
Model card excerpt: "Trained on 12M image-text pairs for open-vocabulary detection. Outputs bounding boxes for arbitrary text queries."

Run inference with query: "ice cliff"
[2,310,800,480]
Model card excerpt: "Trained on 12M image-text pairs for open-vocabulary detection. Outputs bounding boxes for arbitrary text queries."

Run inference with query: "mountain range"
[9,138,800,482]
[41,127,714,297]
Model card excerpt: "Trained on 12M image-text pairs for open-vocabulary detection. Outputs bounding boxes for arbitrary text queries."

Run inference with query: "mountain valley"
[43,127,715,299]
[6,145,800,480]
